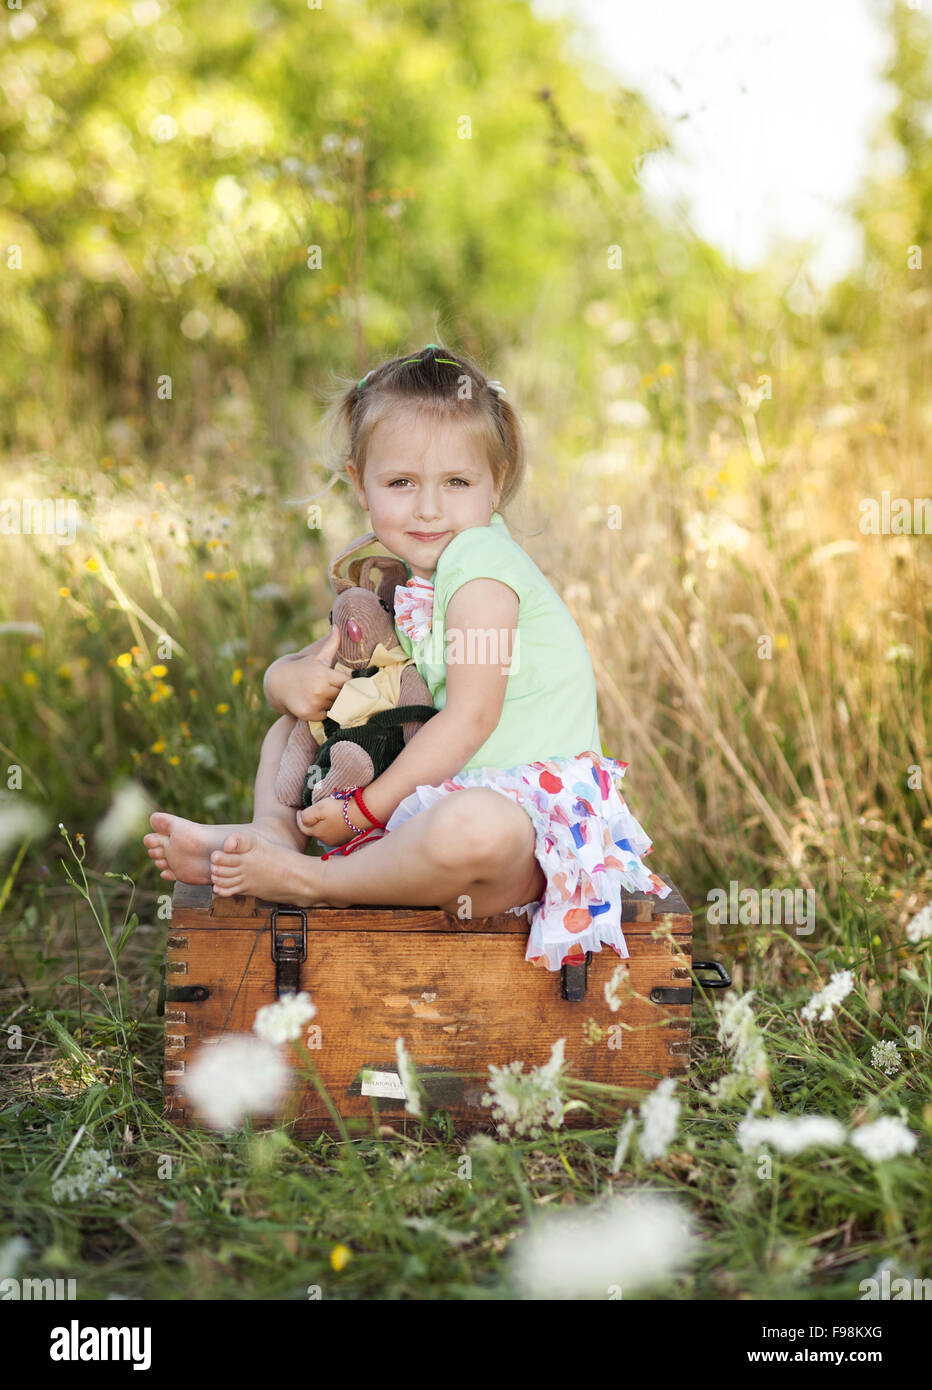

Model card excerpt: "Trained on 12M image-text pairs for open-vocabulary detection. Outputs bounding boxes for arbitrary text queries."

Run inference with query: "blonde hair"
[316,343,526,509]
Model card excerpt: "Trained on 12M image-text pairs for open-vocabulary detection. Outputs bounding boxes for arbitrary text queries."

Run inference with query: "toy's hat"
[327,532,408,598]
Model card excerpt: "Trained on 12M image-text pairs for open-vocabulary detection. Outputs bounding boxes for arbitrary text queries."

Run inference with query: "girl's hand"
[297,796,355,847]
[275,626,350,723]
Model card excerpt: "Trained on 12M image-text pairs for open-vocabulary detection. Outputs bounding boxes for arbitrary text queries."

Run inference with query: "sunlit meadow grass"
[1,372,931,1297]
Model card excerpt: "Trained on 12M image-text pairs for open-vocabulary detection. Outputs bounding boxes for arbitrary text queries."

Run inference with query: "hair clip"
[487,379,506,395]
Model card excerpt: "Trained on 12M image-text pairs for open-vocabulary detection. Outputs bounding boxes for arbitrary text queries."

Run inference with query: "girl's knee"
[429,789,532,872]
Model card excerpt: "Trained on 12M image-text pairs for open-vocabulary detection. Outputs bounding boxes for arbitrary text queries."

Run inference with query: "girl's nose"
[345,618,362,644]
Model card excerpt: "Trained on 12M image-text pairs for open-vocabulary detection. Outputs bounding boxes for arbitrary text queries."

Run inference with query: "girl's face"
[347,409,502,578]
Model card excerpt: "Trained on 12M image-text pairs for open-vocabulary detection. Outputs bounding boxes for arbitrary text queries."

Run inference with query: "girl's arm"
[359,578,519,825]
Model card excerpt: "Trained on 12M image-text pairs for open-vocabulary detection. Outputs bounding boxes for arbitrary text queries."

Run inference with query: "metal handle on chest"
[650,959,731,1005]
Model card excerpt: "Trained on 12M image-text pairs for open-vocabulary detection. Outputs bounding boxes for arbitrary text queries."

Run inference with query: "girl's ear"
[346,461,368,510]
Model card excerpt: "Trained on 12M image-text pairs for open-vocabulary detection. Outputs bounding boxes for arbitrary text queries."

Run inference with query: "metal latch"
[650,958,731,1005]
[269,907,307,997]
[561,951,593,1001]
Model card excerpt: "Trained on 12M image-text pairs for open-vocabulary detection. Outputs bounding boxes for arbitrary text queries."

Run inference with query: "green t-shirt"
[395,512,603,773]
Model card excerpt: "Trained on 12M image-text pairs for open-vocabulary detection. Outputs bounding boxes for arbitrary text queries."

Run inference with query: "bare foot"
[209,832,329,904]
[144,811,305,885]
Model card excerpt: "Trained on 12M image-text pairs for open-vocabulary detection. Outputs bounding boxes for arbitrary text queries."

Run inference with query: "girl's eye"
[387,477,470,486]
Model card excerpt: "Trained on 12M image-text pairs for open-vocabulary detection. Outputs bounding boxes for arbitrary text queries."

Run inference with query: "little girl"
[145,343,670,971]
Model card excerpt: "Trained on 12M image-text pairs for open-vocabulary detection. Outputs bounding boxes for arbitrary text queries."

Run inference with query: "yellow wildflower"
[151,738,166,754]
[216,702,230,714]
[204,571,217,582]
[657,362,674,376]
[232,668,243,686]
[775,633,790,651]
[150,665,168,678]
[330,1245,351,1272]
[184,474,194,485]
[220,569,237,581]
[116,653,133,668]
[207,538,222,551]
[100,456,115,470]
[23,671,38,686]
[85,557,100,573]
[168,755,180,766]
[59,586,71,598]
[640,373,656,388]
[57,665,72,680]
[153,480,165,492]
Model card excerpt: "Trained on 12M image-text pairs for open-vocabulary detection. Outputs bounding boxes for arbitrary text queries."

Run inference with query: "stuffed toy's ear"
[328,532,378,595]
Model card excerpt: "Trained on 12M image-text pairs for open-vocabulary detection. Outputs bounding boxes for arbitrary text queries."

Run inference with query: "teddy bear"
[273,534,436,812]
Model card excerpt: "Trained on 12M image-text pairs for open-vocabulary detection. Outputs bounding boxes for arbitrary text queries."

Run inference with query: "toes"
[210,850,240,867]
[221,833,245,853]
[149,812,172,833]
[160,870,176,881]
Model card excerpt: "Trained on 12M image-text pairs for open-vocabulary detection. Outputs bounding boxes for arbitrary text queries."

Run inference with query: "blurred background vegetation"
[1,0,930,958]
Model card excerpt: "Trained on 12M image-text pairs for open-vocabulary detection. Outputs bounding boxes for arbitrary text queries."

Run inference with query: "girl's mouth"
[407,530,448,542]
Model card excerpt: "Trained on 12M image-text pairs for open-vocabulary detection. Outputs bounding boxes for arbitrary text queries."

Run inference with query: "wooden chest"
[159,877,726,1138]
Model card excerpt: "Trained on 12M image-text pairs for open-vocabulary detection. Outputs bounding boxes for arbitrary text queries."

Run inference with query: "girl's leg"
[144,715,309,883]
[209,787,547,916]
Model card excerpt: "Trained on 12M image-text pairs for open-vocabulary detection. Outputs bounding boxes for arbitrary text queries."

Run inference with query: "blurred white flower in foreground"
[850,1115,917,1162]
[181,1035,291,1129]
[736,1114,846,1156]
[801,969,855,1023]
[638,1077,680,1161]
[509,1191,698,1300]
[395,1036,425,1118]
[51,1148,122,1203]
[253,991,316,1044]
[94,781,155,855]
[906,903,932,944]
[870,1040,901,1077]
[481,1038,583,1140]
[0,794,49,855]
[0,1236,30,1280]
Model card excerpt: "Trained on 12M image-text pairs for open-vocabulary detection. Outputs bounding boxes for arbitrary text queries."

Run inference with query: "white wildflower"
[0,1236,29,1280]
[906,903,932,944]
[509,1190,698,1299]
[850,1115,917,1161]
[51,1148,122,1203]
[708,990,770,1105]
[611,1112,636,1175]
[638,1077,680,1161]
[395,1036,425,1118]
[870,1040,901,1077]
[0,793,50,855]
[253,991,316,1044]
[801,969,855,1022]
[189,743,219,769]
[94,781,155,855]
[604,962,630,1013]
[249,583,287,602]
[481,1038,576,1140]
[181,1034,291,1130]
[736,1114,846,1156]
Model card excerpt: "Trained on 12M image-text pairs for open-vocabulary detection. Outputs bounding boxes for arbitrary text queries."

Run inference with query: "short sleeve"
[434,518,529,612]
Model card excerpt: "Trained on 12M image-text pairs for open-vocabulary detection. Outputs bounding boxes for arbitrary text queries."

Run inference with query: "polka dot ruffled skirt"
[384,749,672,972]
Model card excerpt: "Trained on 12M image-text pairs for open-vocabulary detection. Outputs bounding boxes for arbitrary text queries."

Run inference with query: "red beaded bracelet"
[352,787,386,830]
